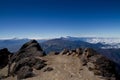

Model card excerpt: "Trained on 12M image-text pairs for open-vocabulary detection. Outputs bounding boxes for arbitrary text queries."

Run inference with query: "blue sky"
[0,0,120,39]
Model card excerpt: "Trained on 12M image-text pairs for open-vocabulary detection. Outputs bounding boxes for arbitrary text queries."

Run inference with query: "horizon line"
[1,36,120,40]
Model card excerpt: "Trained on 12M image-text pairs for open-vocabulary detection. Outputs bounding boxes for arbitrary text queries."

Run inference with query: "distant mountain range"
[0,36,120,65]
[0,36,120,52]
[63,36,120,44]
[41,38,104,53]
[61,36,120,49]
[41,36,120,52]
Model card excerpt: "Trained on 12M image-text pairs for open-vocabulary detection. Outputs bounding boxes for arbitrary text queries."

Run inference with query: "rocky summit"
[0,48,12,69]
[11,40,45,62]
[0,40,119,80]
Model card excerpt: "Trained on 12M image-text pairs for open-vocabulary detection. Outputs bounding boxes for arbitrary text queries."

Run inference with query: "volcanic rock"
[17,66,34,80]
[12,57,46,74]
[76,48,83,55]
[11,40,45,62]
[8,40,47,79]
[0,48,12,69]
[43,67,53,72]
[81,48,116,79]
[59,49,69,55]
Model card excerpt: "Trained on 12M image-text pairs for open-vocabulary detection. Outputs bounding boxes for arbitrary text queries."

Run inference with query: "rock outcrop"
[12,57,46,75]
[81,48,116,80]
[9,40,47,79]
[59,48,117,80]
[0,48,12,69]
[60,48,82,57]
[60,49,69,55]
[11,40,45,62]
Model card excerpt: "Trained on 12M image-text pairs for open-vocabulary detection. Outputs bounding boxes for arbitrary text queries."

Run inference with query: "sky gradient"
[0,0,120,39]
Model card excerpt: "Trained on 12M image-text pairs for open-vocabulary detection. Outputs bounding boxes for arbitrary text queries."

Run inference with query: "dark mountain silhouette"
[0,48,12,69]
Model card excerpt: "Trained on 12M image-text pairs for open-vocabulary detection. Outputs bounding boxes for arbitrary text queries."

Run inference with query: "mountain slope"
[0,40,119,80]
[41,38,104,53]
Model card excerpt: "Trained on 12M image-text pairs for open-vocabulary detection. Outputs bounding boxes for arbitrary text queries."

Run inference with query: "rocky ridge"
[0,40,119,80]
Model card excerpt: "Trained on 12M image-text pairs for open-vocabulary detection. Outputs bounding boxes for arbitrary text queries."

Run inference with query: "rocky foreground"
[0,40,119,80]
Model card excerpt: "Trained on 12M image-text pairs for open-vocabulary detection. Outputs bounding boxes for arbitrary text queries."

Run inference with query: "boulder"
[76,48,83,56]
[43,67,53,72]
[0,48,12,69]
[59,49,69,55]
[83,48,97,58]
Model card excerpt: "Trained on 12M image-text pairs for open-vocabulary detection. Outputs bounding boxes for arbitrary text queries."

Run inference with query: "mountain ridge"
[1,36,120,53]
[0,40,119,80]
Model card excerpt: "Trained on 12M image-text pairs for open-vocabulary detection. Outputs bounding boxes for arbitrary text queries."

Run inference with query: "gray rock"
[17,66,34,80]
[43,67,53,72]
[76,48,83,55]
[11,40,45,62]
[60,49,69,55]
[0,48,12,69]
[12,57,46,74]
[81,48,117,79]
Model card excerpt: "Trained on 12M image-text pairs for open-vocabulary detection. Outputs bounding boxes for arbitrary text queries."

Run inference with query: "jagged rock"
[60,48,82,57]
[66,50,73,56]
[81,48,97,65]
[12,57,46,74]
[59,49,69,55]
[81,48,117,79]
[66,52,71,56]
[71,52,77,56]
[76,48,83,56]
[17,66,34,80]
[0,48,12,69]
[92,55,116,77]
[83,48,97,58]
[11,40,45,62]
[69,49,75,56]
[8,40,47,79]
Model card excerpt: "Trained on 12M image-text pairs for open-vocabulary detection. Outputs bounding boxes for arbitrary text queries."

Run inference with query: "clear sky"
[0,0,120,39]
